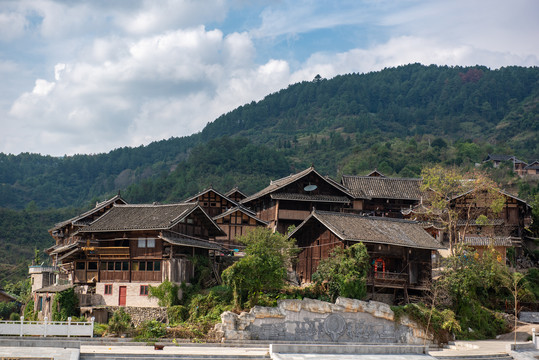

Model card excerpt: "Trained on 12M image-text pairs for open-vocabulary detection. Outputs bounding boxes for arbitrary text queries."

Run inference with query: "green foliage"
[221,228,298,308]
[23,299,36,321]
[9,312,20,321]
[167,305,189,325]
[2,65,539,285]
[312,243,370,302]
[135,320,167,340]
[51,288,79,321]
[93,323,108,337]
[525,268,539,299]
[108,308,133,336]
[149,280,180,307]
[392,303,458,344]
[0,302,19,320]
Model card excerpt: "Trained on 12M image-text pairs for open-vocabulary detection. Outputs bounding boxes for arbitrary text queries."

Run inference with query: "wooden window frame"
[104,284,113,295]
[140,285,149,296]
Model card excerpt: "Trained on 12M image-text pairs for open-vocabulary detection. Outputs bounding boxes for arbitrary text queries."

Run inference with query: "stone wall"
[213,297,431,344]
[83,306,167,327]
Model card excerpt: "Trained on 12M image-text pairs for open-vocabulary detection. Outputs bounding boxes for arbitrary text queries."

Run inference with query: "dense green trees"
[1,64,538,285]
[221,228,298,308]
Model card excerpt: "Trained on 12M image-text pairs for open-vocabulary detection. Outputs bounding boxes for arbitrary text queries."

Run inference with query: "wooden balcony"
[367,271,408,288]
[83,247,130,259]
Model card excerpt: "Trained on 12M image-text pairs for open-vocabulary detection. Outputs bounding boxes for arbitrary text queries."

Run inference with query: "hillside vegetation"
[1,64,538,283]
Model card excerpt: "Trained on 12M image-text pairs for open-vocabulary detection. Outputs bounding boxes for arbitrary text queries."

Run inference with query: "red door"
[119,286,127,306]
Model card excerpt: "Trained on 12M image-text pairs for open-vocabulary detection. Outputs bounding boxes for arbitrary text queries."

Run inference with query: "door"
[118,286,127,306]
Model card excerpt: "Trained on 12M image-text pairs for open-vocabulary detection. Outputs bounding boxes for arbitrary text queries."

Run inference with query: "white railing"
[0,317,94,337]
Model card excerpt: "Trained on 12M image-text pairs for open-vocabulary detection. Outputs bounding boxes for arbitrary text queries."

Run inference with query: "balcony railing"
[83,247,129,259]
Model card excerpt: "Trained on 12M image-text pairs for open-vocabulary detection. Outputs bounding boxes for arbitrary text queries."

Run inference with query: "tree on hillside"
[221,228,298,308]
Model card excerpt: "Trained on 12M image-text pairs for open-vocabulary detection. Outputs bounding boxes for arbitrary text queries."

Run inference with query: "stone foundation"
[212,297,431,344]
[82,306,167,327]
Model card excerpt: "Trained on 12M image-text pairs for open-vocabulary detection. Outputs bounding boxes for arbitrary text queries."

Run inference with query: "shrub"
[93,323,108,337]
[108,308,132,336]
[51,288,79,321]
[0,302,19,320]
[135,320,167,340]
[9,312,20,321]
[149,280,180,307]
[167,305,188,325]
[312,243,369,301]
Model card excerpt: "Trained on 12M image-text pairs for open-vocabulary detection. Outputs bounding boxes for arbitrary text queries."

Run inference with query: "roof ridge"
[314,210,419,224]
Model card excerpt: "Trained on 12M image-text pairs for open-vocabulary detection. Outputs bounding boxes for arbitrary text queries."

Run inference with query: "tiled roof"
[270,193,350,203]
[462,236,513,247]
[484,154,515,162]
[225,187,247,199]
[50,194,126,231]
[159,232,224,250]
[35,284,74,293]
[241,166,352,204]
[184,187,238,207]
[341,175,424,200]
[291,210,444,250]
[80,203,199,232]
[212,206,268,225]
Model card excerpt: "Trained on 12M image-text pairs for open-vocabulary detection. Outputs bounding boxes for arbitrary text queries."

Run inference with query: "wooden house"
[47,194,127,265]
[450,188,531,260]
[184,187,238,218]
[524,161,539,176]
[240,166,354,234]
[341,173,424,218]
[213,206,268,249]
[290,210,444,303]
[48,202,224,308]
[185,187,267,248]
[225,187,248,203]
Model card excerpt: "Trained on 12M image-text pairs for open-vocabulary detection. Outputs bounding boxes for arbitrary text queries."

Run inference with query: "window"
[132,261,139,271]
[138,238,156,248]
[104,284,113,295]
[107,262,114,271]
[37,296,43,311]
[138,238,146,248]
[115,262,121,271]
[154,261,161,271]
[139,261,146,271]
[140,285,149,296]
[76,262,85,270]
[122,261,129,271]
[88,262,98,271]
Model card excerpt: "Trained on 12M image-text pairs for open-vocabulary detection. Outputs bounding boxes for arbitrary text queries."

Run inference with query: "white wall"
[95,282,160,307]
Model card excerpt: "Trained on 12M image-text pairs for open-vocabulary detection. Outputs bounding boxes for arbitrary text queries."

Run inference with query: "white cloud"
[1,0,538,156]
[0,12,27,41]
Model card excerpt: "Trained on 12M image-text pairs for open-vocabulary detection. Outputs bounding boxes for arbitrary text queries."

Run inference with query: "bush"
[9,312,20,321]
[149,280,180,307]
[108,308,132,336]
[392,303,458,344]
[167,305,188,325]
[93,323,108,337]
[51,288,79,321]
[23,300,36,321]
[0,302,19,320]
[135,320,167,340]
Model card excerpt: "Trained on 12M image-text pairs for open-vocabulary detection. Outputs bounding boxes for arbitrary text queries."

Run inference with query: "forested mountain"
[1,64,538,283]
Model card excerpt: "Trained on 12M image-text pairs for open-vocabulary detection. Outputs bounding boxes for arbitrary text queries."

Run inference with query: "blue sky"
[1,0,538,156]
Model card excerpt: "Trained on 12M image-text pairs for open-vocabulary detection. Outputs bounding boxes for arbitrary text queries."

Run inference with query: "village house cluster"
[30,166,532,321]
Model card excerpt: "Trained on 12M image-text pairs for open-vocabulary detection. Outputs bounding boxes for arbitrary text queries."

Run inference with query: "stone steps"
[80,354,270,360]
[433,354,513,360]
